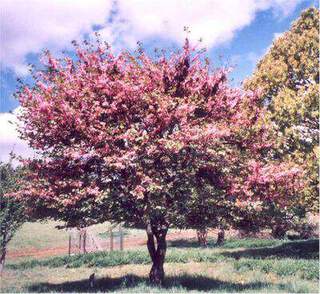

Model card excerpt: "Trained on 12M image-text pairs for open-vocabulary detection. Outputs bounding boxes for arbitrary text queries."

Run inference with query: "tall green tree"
[245,7,319,212]
[0,162,26,275]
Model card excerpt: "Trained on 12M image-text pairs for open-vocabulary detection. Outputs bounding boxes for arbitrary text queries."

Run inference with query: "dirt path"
[7,246,68,259]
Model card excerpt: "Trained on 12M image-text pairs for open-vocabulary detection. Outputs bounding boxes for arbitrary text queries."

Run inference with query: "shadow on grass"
[222,239,319,260]
[28,274,270,293]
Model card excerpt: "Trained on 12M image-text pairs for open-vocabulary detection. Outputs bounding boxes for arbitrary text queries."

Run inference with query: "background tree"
[230,200,265,237]
[14,39,302,285]
[0,162,26,275]
[245,7,319,212]
[183,180,232,246]
[230,199,301,239]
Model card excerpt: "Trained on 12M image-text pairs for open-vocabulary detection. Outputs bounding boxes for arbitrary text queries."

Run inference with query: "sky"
[0,0,316,162]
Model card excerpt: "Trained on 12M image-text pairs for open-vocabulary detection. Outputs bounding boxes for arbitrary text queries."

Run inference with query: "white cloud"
[106,0,303,48]
[1,0,303,75]
[0,107,34,163]
[0,0,113,75]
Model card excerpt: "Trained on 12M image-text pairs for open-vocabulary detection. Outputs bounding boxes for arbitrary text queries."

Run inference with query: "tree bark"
[216,228,225,245]
[197,228,208,246]
[146,223,168,286]
[0,247,6,276]
[271,225,287,239]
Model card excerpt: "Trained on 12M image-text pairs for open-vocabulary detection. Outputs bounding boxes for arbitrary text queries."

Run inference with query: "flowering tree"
[14,39,302,285]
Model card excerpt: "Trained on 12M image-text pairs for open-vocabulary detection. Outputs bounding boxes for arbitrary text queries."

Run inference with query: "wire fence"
[68,224,124,255]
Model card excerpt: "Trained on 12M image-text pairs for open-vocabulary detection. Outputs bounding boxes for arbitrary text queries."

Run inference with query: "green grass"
[7,239,319,277]
[216,238,284,249]
[8,221,69,251]
[2,260,319,293]
[3,238,319,293]
[7,221,145,253]
[233,258,319,280]
[24,273,305,293]
[168,237,284,249]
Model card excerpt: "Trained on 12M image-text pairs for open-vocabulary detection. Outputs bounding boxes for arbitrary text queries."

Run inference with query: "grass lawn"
[7,220,194,257]
[7,221,146,253]
[8,221,69,251]
[1,238,319,293]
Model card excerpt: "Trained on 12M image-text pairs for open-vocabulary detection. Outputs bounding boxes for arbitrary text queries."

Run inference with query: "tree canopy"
[245,7,319,212]
[13,39,303,284]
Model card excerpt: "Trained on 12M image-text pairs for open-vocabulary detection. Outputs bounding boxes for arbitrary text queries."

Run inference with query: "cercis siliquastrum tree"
[14,39,302,285]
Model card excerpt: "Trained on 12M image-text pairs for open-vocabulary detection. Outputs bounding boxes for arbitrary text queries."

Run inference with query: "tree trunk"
[271,225,287,239]
[196,228,208,246]
[216,228,225,245]
[146,223,168,286]
[0,247,6,276]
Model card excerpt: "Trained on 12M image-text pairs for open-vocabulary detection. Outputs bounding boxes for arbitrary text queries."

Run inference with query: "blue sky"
[0,0,316,161]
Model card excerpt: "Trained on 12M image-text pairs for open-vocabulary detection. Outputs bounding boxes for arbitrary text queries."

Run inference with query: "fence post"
[79,230,82,253]
[119,225,123,251]
[68,234,71,256]
[110,228,113,251]
[83,229,87,254]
